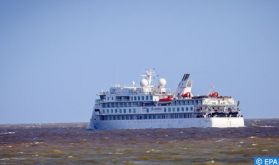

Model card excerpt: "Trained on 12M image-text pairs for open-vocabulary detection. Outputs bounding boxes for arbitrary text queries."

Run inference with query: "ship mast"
[145,68,155,87]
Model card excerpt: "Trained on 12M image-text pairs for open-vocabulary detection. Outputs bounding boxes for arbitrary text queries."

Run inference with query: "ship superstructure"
[88,69,244,130]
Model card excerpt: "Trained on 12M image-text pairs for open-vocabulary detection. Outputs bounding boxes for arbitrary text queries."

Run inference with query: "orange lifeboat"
[159,95,173,102]
[182,92,191,98]
[208,91,219,97]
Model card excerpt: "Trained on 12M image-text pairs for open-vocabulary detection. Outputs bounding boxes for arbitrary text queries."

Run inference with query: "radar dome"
[159,78,167,87]
[140,79,148,87]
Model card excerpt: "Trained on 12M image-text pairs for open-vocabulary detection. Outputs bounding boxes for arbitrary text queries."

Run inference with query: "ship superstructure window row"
[100,106,193,114]
[101,100,198,108]
[99,113,196,121]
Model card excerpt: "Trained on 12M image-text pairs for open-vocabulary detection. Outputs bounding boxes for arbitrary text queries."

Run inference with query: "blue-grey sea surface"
[0,119,279,165]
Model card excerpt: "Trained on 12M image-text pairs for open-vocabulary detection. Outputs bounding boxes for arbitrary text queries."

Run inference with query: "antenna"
[142,68,155,86]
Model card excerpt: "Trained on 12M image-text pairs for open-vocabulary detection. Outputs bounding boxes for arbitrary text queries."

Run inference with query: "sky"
[0,0,279,124]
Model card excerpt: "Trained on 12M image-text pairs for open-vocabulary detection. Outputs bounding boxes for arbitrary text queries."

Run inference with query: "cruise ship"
[88,69,244,130]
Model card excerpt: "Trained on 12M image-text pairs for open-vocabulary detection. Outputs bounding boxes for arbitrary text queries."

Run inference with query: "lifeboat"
[182,92,191,98]
[208,91,219,97]
[159,95,173,102]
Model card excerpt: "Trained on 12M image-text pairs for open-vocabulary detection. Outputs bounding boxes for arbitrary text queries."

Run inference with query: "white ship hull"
[88,69,245,130]
[88,117,245,130]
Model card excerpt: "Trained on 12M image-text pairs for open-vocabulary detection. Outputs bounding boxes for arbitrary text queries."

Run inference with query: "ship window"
[177,107,180,112]
[150,96,153,100]
[143,115,147,119]
[189,100,192,104]
[133,109,136,113]
[134,96,137,101]
[115,109,118,113]
[146,108,149,113]
[119,109,122,113]
[138,96,140,100]
[107,109,109,113]
[142,96,144,100]
[129,109,131,113]
[172,107,175,112]
[124,109,126,113]
[168,108,171,112]
[164,108,167,112]
[191,107,193,111]
[186,107,188,111]
[131,97,133,101]
[111,109,113,113]
[146,96,148,100]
